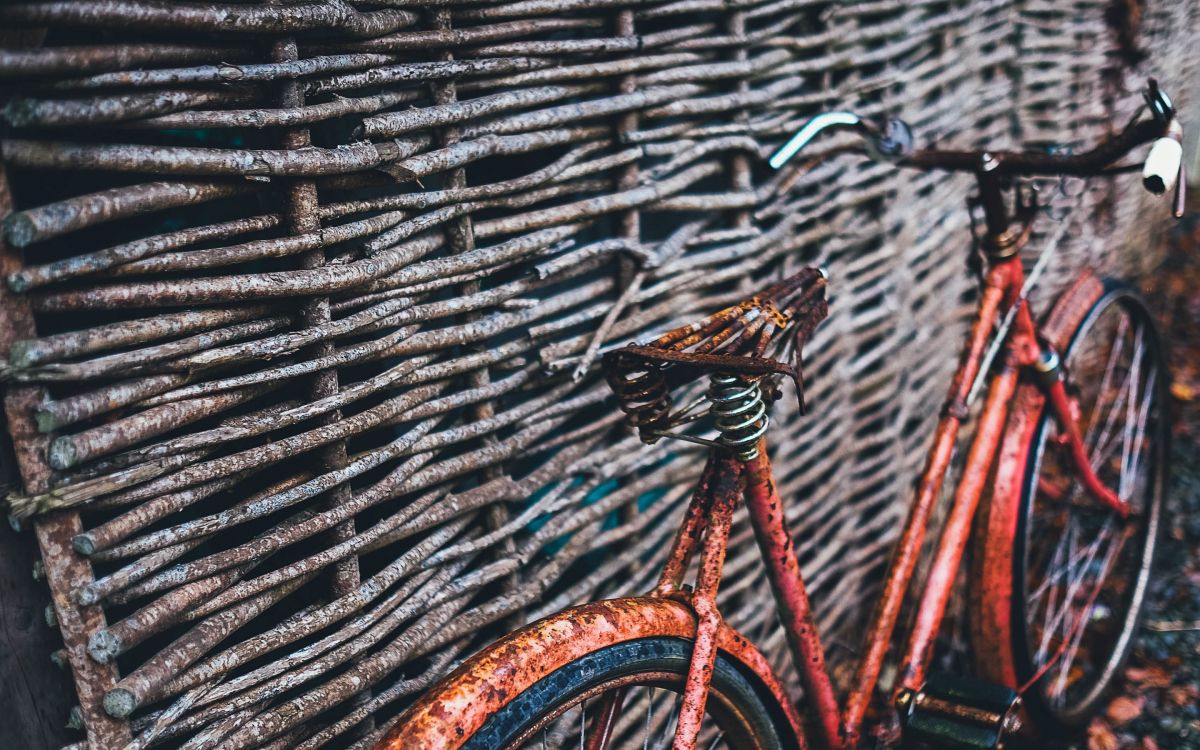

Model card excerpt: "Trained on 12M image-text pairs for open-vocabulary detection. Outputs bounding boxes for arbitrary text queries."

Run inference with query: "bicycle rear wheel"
[466,637,791,750]
[973,280,1167,733]
[380,598,801,750]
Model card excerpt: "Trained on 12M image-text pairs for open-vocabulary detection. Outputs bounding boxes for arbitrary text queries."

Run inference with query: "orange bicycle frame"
[646,250,1123,750]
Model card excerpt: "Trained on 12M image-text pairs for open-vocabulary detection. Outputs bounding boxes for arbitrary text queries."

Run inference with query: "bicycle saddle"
[602,267,828,445]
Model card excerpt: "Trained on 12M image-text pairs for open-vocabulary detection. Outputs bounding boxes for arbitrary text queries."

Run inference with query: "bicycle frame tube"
[842,254,1124,740]
[839,260,1017,745]
[896,349,1025,691]
[743,441,841,749]
[655,452,724,596]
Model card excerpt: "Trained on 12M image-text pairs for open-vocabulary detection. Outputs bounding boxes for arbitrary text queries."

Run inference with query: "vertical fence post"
[429,8,523,624]
[0,157,131,749]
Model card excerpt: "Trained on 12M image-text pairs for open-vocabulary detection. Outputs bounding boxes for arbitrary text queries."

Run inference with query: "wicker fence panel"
[0,1,1196,747]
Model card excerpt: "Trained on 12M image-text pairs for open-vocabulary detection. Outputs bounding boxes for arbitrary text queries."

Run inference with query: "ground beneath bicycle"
[1074,205,1200,750]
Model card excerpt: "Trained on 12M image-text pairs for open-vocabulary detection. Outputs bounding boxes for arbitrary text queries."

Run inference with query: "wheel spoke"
[1089,324,1141,465]
[1115,329,1145,494]
[655,701,680,750]
[1049,527,1127,703]
[1121,366,1157,501]
[1082,314,1128,450]
[510,682,721,750]
[1035,518,1071,660]
[1052,320,1146,512]
[1035,513,1118,664]
[643,688,654,750]
[1028,516,1088,608]
[1074,354,1156,504]
[1028,516,1069,626]
[1037,518,1081,662]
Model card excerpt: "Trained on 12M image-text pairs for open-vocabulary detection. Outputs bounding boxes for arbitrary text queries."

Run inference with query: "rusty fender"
[378,597,806,749]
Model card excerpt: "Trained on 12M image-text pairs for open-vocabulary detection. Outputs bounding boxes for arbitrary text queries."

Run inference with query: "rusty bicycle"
[379,81,1186,750]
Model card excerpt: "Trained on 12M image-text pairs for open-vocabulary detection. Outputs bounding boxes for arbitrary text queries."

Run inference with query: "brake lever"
[1144,78,1175,123]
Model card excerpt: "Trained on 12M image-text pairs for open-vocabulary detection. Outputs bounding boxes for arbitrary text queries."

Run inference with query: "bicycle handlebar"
[899,115,1168,177]
[770,81,1185,214]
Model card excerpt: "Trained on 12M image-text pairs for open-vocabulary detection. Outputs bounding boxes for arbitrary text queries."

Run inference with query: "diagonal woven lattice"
[0,1,1196,747]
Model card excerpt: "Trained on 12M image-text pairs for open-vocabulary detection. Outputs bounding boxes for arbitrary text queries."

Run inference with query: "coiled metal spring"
[605,360,672,443]
[708,373,769,461]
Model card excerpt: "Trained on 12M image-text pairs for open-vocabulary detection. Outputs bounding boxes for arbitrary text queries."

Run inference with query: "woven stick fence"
[0,1,1196,748]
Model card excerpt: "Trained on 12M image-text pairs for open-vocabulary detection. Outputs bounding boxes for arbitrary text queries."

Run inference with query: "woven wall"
[0,1,1197,748]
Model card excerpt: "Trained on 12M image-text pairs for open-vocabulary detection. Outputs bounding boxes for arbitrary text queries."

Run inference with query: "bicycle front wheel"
[973,278,1167,733]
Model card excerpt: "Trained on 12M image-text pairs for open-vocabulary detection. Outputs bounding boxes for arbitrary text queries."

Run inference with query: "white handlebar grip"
[1142,121,1184,195]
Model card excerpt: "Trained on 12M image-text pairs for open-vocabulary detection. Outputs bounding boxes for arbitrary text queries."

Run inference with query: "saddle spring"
[606,359,672,443]
[708,373,769,461]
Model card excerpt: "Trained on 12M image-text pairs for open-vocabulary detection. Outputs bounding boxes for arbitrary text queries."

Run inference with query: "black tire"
[462,637,799,750]
[1012,285,1168,732]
